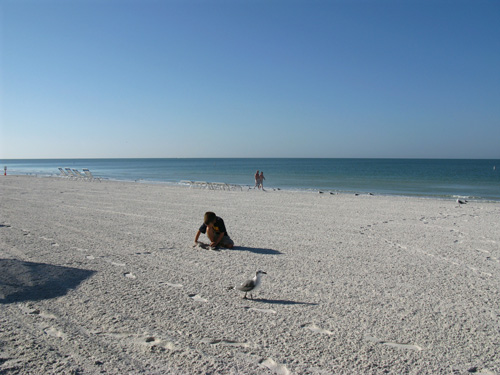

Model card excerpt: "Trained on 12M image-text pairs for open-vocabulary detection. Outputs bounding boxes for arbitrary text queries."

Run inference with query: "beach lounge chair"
[72,169,88,180]
[83,169,101,182]
[193,181,211,189]
[58,167,72,178]
[65,168,79,179]
[211,182,228,190]
[228,184,243,191]
[210,182,243,191]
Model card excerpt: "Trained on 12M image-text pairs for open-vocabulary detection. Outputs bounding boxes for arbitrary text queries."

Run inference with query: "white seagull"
[238,270,267,299]
[456,199,467,205]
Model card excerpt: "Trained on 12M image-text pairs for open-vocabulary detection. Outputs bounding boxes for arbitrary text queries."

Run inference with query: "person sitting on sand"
[194,212,234,249]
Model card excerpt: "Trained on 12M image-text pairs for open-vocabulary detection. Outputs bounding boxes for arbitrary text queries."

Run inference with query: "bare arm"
[194,230,201,244]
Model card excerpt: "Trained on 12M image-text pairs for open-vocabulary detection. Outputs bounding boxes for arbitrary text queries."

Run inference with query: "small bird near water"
[456,199,467,205]
[238,270,267,299]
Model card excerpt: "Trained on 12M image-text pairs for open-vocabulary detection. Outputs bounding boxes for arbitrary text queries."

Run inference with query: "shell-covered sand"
[1,176,499,374]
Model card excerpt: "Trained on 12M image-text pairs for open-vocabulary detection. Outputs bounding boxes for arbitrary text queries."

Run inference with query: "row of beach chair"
[180,180,243,191]
[58,168,101,182]
[57,170,241,188]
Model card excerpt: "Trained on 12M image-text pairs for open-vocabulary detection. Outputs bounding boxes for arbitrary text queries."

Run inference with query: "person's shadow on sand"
[232,247,283,255]
[0,259,95,304]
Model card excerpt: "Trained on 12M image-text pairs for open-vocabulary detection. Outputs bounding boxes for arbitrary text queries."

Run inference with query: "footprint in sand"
[466,265,492,277]
[472,369,496,375]
[188,294,207,302]
[141,336,176,351]
[39,311,57,319]
[98,332,176,351]
[20,306,57,320]
[40,236,59,247]
[124,272,136,279]
[102,258,126,267]
[244,306,276,314]
[72,247,88,252]
[382,342,423,351]
[201,338,252,348]
[165,282,183,288]
[260,358,290,375]
[44,326,67,340]
[365,335,422,351]
[480,239,497,245]
[301,323,333,335]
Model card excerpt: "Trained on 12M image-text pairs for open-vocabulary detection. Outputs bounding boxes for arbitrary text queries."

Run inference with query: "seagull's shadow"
[233,246,283,255]
[252,298,318,306]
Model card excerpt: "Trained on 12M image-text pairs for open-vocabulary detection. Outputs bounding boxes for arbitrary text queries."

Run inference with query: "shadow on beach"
[0,258,95,304]
[232,246,283,255]
[252,298,318,306]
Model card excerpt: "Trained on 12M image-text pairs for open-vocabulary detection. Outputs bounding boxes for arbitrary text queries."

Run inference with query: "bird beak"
[262,271,267,274]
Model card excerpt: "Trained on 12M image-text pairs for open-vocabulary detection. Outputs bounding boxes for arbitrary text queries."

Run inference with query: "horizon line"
[1,157,499,161]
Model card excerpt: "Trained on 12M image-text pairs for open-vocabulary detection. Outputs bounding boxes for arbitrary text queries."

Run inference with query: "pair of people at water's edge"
[194,211,234,249]
[254,170,265,190]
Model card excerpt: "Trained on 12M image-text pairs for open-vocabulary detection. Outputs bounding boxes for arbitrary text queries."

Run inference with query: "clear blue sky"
[1,0,499,159]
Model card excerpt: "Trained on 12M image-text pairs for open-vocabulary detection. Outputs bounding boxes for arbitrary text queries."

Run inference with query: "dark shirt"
[199,216,228,237]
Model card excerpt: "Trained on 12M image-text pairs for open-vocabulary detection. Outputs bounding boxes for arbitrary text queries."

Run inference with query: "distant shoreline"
[5,174,500,203]
[2,158,499,201]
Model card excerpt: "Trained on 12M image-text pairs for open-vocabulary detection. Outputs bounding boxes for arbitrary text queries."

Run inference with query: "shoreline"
[1,175,499,373]
[5,174,500,203]
[3,157,499,202]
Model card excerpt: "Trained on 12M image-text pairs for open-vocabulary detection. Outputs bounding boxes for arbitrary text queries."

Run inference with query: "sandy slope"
[1,176,499,374]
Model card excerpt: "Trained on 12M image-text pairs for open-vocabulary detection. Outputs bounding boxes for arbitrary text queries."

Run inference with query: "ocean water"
[1,158,499,201]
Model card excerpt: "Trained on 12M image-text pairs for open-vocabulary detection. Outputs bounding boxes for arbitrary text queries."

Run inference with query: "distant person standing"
[3,166,6,176]
[254,170,260,189]
[259,171,265,190]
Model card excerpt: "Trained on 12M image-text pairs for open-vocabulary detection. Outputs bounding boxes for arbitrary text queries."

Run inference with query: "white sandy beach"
[1,176,499,374]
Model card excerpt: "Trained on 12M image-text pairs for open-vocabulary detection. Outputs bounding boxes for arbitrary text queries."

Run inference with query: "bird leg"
[243,293,248,299]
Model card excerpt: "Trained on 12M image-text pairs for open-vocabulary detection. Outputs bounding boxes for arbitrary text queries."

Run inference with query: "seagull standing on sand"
[238,270,267,299]
[456,199,467,205]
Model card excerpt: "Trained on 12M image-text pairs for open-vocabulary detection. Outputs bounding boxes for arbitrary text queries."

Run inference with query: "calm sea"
[1,158,499,201]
